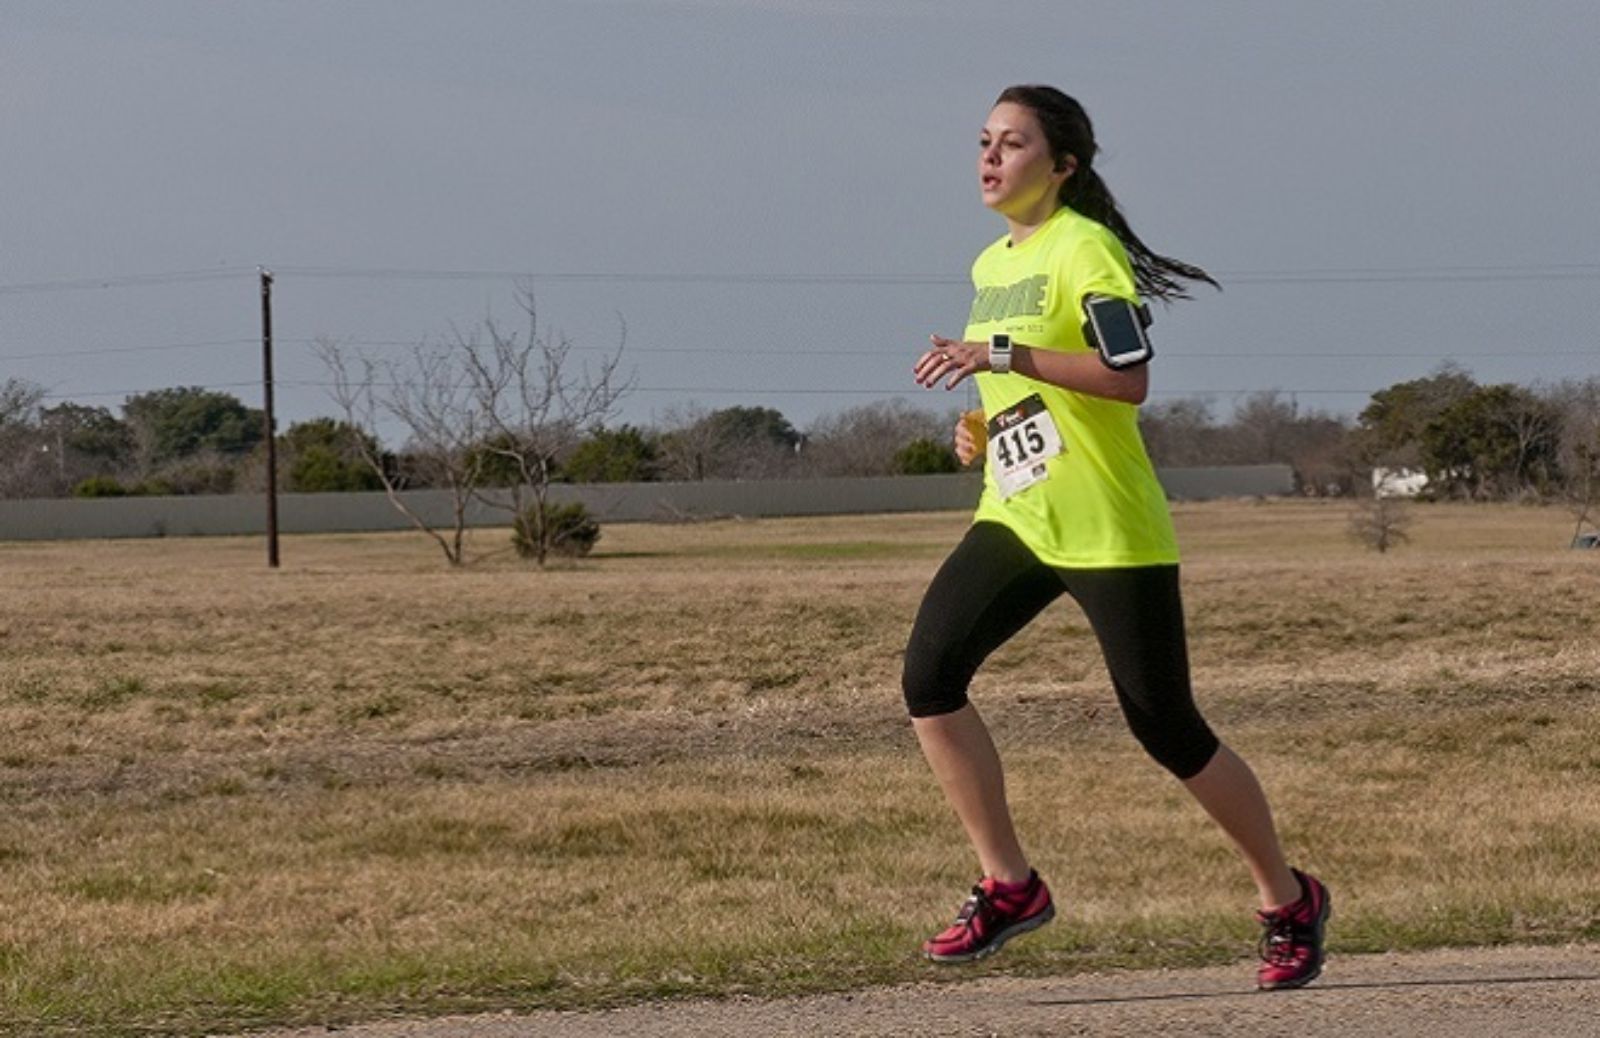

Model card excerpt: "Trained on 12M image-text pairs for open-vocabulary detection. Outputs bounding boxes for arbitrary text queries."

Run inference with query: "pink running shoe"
[922,870,1055,963]
[1256,868,1331,990]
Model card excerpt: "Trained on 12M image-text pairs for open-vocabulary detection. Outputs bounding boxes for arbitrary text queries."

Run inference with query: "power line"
[1211,264,1600,286]
[7,334,1598,363]
[0,338,259,362]
[271,265,966,286]
[8,261,1600,296]
[265,262,1600,288]
[0,268,257,295]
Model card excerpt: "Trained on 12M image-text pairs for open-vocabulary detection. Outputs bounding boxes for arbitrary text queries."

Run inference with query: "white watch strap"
[988,334,1012,374]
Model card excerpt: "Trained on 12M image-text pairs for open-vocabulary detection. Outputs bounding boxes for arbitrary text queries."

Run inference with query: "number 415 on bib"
[985,393,1064,499]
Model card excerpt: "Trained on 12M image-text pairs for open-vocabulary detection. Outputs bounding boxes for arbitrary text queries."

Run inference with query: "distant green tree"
[39,403,131,464]
[280,418,385,492]
[894,437,960,475]
[1420,384,1561,499]
[564,425,659,482]
[1355,365,1477,466]
[705,406,800,450]
[123,387,264,466]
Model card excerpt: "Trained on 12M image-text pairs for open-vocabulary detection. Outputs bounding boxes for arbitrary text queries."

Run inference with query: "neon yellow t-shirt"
[964,205,1179,568]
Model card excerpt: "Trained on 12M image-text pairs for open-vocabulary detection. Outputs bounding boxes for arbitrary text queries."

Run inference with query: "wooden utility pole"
[260,267,279,568]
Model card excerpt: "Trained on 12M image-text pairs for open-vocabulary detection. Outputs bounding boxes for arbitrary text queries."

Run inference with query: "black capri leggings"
[902,521,1220,779]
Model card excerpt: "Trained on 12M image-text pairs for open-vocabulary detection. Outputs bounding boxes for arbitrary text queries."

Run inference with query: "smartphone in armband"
[1082,294,1154,370]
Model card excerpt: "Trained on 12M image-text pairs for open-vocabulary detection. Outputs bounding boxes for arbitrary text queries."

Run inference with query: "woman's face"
[978,101,1073,220]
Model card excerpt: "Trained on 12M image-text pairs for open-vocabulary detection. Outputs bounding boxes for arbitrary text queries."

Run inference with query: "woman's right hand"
[954,409,986,466]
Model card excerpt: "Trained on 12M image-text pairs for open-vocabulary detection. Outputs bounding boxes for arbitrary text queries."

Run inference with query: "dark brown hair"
[996,84,1219,302]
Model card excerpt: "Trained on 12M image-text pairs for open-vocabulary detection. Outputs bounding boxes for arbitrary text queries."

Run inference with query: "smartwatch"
[988,333,1013,374]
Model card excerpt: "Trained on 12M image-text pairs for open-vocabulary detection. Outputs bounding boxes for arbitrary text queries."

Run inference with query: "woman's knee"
[901,633,972,718]
[1127,714,1220,779]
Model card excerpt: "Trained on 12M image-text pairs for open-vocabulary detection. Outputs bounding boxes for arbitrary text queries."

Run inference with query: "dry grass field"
[1,499,1597,1035]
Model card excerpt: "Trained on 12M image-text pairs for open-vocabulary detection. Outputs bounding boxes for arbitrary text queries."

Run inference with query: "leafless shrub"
[317,286,629,565]
[1349,473,1413,553]
[801,400,952,477]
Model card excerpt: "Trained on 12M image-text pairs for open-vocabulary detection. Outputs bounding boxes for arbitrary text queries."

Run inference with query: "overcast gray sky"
[4,0,1599,437]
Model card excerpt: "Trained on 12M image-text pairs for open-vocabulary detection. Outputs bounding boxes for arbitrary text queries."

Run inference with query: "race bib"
[986,393,1064,500]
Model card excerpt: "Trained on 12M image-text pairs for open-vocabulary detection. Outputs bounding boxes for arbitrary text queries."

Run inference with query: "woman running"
[905,84,1329,991]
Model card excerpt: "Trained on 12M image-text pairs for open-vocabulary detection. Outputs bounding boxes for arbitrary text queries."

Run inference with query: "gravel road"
[240,944,1599,1038]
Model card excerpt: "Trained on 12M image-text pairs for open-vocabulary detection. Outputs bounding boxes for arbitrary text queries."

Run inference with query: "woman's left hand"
[914,335,988,390]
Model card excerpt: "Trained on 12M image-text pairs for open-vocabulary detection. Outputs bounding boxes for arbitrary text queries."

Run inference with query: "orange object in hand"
[957,409,987,466]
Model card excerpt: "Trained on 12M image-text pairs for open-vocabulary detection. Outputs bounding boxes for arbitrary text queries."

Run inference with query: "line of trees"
[1138,364,1600,511]
[3,363,1598,516]
[0,380,962,502]
[0,381,277,500]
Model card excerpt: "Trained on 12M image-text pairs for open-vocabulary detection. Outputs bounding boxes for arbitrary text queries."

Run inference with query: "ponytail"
[997,85,1219,303]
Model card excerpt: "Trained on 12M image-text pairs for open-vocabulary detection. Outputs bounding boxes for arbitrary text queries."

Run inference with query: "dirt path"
[245,944,1599,1037]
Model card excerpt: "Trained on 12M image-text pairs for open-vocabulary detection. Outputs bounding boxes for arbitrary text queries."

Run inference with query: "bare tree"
[457,289,630,563]
[1139,397,1221,467]
[1500,392,1562,499]
[1230,390,1300,464]
[1349,471,1413,553]
[317,288,628,566]
[654,403,721,481]
[801,400,952,477]
[0,379,50,499]
[0,378,44,428]
[655,403,799,481]
[319,338,487,565]
[1548,377,1600,542]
